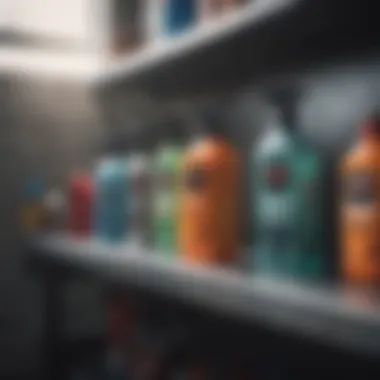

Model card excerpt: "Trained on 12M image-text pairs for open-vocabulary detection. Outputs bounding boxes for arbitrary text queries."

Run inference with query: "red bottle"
[68,173,93,237]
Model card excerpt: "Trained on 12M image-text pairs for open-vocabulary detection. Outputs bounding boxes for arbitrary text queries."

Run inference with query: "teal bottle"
[94,136,130,243]
[252,113,325,280]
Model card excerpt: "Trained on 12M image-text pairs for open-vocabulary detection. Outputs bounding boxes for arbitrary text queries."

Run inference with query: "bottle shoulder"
[341,140,380,172]
[184,137,239,165]
[254,128,293,157]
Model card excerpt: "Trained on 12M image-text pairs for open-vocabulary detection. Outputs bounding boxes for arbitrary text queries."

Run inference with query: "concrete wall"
[1,54,380,378]
[0,75,104,378]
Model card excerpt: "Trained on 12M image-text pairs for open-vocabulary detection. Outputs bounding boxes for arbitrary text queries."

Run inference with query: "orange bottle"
[340,115,380,284]
[179,112,240,265]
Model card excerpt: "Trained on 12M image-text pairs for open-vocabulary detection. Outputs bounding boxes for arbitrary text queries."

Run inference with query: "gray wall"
[0,75,104,378]
[1,54,380,378]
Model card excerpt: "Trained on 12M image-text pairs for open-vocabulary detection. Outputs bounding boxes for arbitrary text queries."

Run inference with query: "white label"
[258,194,295,226]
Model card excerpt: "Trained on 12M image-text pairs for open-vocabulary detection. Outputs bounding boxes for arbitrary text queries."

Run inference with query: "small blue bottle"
[163,0,196,35]
[94,137,130,243]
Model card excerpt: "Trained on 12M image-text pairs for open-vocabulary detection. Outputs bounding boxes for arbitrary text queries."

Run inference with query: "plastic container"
[197,0,245,21]
[93,136,130,243]
[142,0,163,43]
[129,153,153,246]
[163,0,196,35]
[340,115,380,284]
[179,108,241,265]
[43,188,66,230]
[197,0,222,22]
[110,0,142,56]
[126,122,154,246]
[68,173,93,237]
[153,120,184,252]
[252,102,326,279]
[219,0,246,13]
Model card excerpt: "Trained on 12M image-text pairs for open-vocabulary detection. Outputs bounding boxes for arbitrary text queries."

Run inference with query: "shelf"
[91,0,377,94]
[93,0,297,90]
[30,234,380,356]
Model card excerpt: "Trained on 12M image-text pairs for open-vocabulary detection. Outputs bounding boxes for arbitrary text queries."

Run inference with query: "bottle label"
[342,171,379,278]
[258,194,295,227]
[157,194,173,216]
[185,166,206,192]
[155,170,177,218]
[266,163,288,191]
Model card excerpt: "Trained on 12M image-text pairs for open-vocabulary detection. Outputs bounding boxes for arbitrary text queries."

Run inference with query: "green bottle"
[153,123,184,253]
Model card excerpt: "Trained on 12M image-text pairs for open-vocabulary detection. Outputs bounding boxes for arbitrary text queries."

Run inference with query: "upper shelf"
[92,0,297,90]
[91,0,377,94]
[30,234,380,357]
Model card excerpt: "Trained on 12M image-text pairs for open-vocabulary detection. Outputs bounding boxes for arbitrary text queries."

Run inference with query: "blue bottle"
[163,0,196,35]
[94,137,130,243]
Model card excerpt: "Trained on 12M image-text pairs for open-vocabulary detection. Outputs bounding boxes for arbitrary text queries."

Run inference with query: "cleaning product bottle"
[340,114,380,285]
[68,172,93,237]
[128,125,153,247]
[163,0,196,36]
[219,0,246,14]
[153,119,184,252]
[94,134,130,243]
[20,177,46,232]
[179,108,241,265]
[43,187,67,231]
[197,0,222,22]
[252,94,325,279]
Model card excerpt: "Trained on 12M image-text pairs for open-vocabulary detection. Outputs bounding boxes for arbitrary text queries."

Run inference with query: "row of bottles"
[22,108,380,285]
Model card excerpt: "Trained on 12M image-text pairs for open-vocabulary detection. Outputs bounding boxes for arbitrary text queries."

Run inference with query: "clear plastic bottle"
[128,124,153,247]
